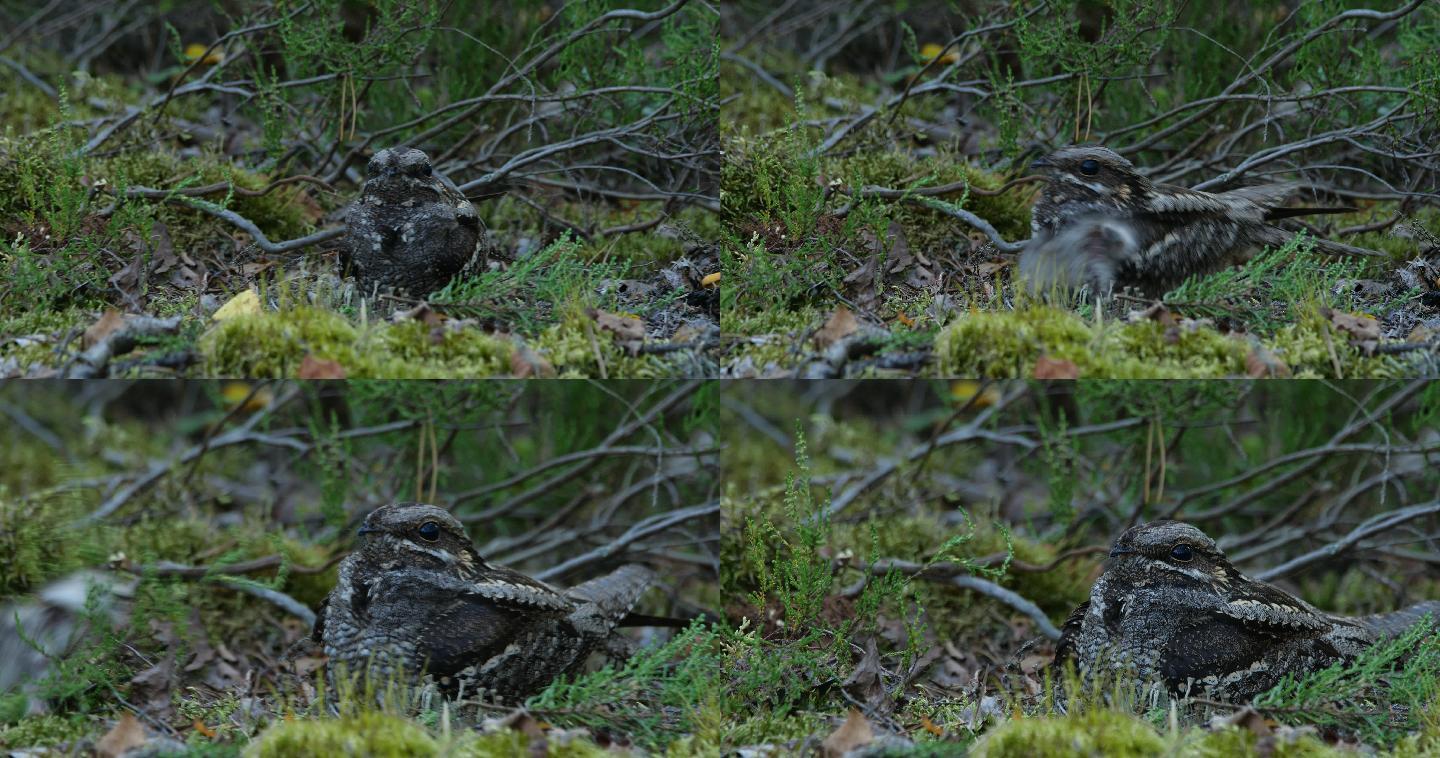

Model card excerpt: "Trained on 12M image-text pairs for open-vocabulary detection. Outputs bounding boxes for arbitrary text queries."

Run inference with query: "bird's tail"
[565,564,655,636]
[1356,601,1440,637]
[1265,206,1358,221]
[1253,226,1384,257]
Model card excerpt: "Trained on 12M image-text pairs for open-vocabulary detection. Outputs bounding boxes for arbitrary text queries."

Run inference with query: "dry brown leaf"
[841,637,890,715]
[821,708,875,758]
[1033,356,1079,379]
[84,310,127,349]
[588,309,645,341]
[510,345,556,379]
[1245,346,1291,378]
[96,712,147,758]
[298,355,347,379]
[1322,307,1381,341]
[814,307,860,349]
[149,222,177,275]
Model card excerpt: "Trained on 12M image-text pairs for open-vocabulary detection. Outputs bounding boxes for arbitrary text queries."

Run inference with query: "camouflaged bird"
[345,147,488,298]
[1024,146,1377,296]
[1054,520,1440,702]
[314,502,654,702]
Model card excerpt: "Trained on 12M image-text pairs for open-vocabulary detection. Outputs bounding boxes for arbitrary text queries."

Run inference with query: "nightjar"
[314,502,654,702]
[1024,146,1377,296]
[345,147,488,298]
[1054,520,1439,702]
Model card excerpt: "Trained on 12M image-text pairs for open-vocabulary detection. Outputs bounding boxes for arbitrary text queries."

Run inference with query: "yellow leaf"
[184,43,224,65]
[895,311,915,328]
[920,43,945,60]
[212,289,261,321]
[700,272,721,288]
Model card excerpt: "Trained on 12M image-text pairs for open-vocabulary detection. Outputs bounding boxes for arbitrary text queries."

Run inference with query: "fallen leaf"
[1245,346,1291,378]
[510,345,556,378]
[821,708,875,758]
[109,243,147,306]
[298,355,346,379]
[83,310,127,349]
[588,309,645,341]
[895,311,915,328]
[1033,356,1079,379]
[148,223,177,274]
[920,715,944,737]
[193,720,217,739]
[842,637,890,715]
[96,712,147,758]
[814,307,860,349]
[700,272,721,287]
[212,289,261,321]
[1321,307,1380,341]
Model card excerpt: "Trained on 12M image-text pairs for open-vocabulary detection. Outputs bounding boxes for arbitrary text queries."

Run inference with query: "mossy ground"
[717,381,1440,753]
[719,5,1440,378]
[0,6,719,379]
[0,383,721,754]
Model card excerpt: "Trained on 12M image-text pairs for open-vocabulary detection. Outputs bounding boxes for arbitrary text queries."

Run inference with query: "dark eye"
[417,521,440,542]
[1079,159,1100,175]
[1170,544,1193,562]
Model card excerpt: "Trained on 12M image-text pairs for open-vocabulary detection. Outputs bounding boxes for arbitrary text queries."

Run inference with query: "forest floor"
[718,1,1440,379]
[0,3,720,379]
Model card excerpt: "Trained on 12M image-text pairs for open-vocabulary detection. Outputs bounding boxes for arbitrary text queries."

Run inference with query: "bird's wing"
[563,564,655,637]
[1142,184,1237,216]
[1052,600,1090,667]
[372,569,573,676]
[1158,610,1335,690]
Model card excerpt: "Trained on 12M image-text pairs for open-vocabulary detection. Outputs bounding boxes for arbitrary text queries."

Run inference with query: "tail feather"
[1357,601,1440,637]
[565,565,655,636]
[1252,226,1383,257]
[1265,206,1358,221]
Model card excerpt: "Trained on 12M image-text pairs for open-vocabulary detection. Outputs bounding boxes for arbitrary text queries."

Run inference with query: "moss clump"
[244,713,616,758]
[1183,726,1346,757]
[0,713,90,750]
[245,712,439,757]
[933,305,1405,379]
[971,710,1167,757]
[199,307,513,378]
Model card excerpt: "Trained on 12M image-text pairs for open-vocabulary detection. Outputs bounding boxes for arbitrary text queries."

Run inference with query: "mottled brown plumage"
[1055,520,1438,702]
[314,502,653,701]
[345,147,488,298]
[1024,146,1376,296]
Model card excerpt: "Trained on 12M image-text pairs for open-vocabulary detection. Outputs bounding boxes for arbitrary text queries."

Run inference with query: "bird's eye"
[417,521,441,542]
[1170,544,1193,562]
[420,164,432,176]
[1079,159,1100,175]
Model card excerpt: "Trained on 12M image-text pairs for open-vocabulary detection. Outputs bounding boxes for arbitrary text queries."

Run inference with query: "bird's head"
[1031,145,1145,199]
[363,146,451,198]
[1106,520,1239,586]
[355,502,485,575]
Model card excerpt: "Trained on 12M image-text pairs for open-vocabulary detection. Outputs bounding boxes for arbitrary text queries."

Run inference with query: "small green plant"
[1254,617,1440,745]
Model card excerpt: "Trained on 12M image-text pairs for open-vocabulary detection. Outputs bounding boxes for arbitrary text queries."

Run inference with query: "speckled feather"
[1025,146,1372,295]
[345,146,487,298]
[314,503,654,702]
[1054,520,1432,701]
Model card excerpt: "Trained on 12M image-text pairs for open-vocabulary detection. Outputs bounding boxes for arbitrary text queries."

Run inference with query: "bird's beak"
[357,525,378,536]
[1030,158,1052,170]
[1108,544,1136,558]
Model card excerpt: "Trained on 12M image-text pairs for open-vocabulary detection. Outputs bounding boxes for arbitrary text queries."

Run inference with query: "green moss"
[245,712,439,757]
[198,307,513,378]
[1183,726,1346,757]
[0,713,90,750]
[971,710,1167,757]
[932,305,1405,379]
